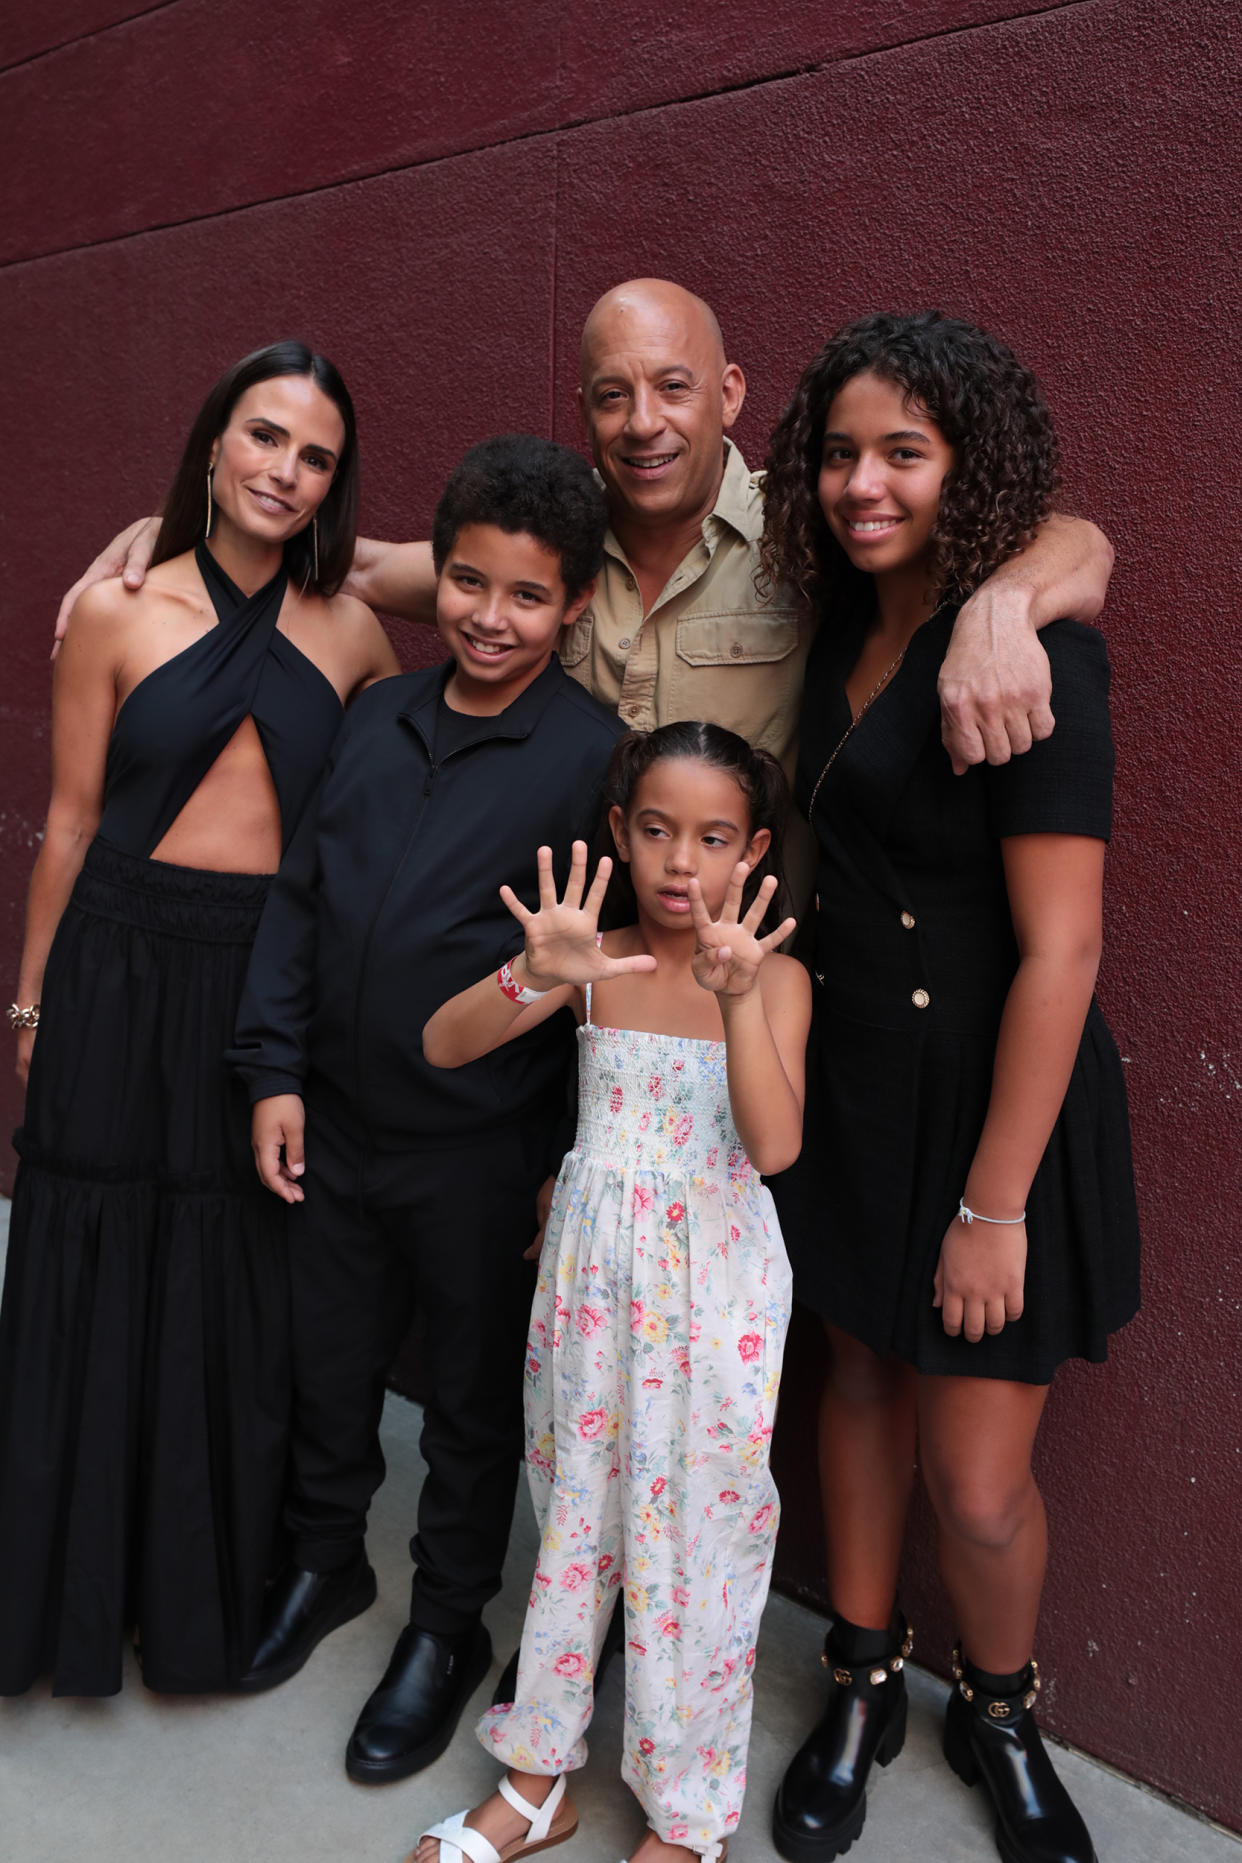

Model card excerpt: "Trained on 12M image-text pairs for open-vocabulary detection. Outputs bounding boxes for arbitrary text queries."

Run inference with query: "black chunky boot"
[772,1614,913,1862]
[943,1645,1098,1863]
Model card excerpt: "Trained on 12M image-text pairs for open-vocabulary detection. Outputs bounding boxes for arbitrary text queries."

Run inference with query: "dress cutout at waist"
[97,542,343,858]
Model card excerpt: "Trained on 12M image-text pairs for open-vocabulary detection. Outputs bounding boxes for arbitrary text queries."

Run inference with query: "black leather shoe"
[773,1618,913,1862]
[345,1620,492,1783]
[943,1646,1097,1863]
[237,1552,377,1693]
[492,1591,626,1707]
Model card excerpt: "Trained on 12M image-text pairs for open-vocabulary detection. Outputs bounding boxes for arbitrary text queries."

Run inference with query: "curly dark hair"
[759,311,1060,612]
[432,433,607,599]
[595,720,791,936]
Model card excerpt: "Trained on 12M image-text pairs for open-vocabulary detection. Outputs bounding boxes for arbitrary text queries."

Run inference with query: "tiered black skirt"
[0,840,289,1695]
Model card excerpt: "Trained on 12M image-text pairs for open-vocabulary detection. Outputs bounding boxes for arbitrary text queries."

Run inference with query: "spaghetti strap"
[583,932,606,1026]
[585,933,605,1025]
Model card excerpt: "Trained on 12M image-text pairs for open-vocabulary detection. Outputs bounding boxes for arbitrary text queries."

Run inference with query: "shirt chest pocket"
[674,611,800,668]
[670,610,804,756]
[559,613,594,668]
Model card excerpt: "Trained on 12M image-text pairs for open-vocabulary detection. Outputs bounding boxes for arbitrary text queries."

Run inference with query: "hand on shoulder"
[58,575,142,671]
[64,574,130,628]
[64,555,206,655]
[53,513,160,657]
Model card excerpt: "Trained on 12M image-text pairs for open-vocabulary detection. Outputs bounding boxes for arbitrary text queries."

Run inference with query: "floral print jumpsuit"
[477,998,793,1855]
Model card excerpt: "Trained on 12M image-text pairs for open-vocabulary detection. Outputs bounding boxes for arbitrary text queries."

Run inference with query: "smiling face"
[579,281,745,537]
[208,374,344,548]
[817,370,955,582]
[609,756,770,929]
[436,522,593,714]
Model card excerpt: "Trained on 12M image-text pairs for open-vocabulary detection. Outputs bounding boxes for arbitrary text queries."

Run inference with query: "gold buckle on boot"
[823,1619,915,1690]
[952,1642,1042,1715]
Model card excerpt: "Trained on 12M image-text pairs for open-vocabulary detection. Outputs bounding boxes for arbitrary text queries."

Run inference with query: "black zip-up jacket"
[229,657,624,1145]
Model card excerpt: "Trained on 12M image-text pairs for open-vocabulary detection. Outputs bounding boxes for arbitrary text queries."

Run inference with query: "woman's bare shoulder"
[62,575,144,649]
[322,588,375,628]
[321,589,401,678]
[63,559,201,671]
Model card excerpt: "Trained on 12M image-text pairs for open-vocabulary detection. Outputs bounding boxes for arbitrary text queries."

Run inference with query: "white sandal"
[410,1773,577,1863]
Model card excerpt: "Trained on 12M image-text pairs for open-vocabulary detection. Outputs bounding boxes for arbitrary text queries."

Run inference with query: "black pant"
[285,1097,543,1635]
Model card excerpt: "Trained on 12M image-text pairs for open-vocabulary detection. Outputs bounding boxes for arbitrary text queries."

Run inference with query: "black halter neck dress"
[0,546,343,1695]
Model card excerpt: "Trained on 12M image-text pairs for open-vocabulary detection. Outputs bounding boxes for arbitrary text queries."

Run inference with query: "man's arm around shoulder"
[939,514,1114,774]
[344,538,438,627]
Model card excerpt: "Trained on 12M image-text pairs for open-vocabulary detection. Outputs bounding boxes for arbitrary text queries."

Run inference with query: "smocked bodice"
[573,1020,756,1187]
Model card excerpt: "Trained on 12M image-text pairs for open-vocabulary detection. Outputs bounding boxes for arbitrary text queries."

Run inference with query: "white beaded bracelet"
[958,1201,1026,1226]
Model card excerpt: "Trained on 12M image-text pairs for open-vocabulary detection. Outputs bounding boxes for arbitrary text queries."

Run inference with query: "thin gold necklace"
[806,646,907,820]
[807,597,954,820]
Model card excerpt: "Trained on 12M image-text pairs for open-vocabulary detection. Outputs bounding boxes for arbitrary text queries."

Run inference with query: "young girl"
[417,721,812,1863]
[759,313,1139,1863]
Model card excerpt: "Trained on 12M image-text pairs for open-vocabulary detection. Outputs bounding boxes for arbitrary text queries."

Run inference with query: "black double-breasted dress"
[773,609,1140,1383]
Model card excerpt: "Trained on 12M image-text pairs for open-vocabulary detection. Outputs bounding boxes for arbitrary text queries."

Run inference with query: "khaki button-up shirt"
[559,440,812,770]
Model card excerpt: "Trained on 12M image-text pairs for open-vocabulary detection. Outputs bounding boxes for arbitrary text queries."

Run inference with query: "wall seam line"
[0,1,179,79]
[0,0,1098,87]
[837,0,1095,66]
[0,0,1101,276]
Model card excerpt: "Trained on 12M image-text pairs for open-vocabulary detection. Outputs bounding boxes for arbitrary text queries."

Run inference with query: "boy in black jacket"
[228,435,623,1779]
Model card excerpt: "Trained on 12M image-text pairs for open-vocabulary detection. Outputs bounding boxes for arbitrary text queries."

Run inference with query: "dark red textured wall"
[2,0,1238,1828]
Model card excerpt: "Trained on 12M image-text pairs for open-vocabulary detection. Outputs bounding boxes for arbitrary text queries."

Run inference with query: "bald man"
[563,279,807,761]
[62,279,1112,771]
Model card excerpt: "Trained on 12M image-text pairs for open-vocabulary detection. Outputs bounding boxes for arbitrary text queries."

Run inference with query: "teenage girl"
[417,721,812,1863]
[760,312,1139,1863]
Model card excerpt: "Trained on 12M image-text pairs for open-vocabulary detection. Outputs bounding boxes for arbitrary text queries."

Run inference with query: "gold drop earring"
[204,466,215,538]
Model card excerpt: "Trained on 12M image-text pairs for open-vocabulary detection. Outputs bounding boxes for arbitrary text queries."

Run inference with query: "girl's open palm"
[689,865,796,997]
[499,842,657,991]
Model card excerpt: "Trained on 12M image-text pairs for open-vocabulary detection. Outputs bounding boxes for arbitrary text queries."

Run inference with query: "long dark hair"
[597,721,791,935]
[760,311,1060,613]
[150,340,360,595]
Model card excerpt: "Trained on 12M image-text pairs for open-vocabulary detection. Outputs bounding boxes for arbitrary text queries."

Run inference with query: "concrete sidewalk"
[0,1201,1237,1862]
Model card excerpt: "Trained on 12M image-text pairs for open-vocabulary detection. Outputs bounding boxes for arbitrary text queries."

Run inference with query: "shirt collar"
[398,654,569,748]
[710,436,760,542]
[599,436,758,568]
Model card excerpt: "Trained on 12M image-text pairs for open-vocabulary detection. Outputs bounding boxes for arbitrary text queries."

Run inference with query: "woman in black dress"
[0,341,399,1695]
[760,314,1138,1863]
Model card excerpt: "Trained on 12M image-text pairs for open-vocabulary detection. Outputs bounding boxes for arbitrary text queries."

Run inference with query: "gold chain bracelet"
[7,1003,40,1030]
